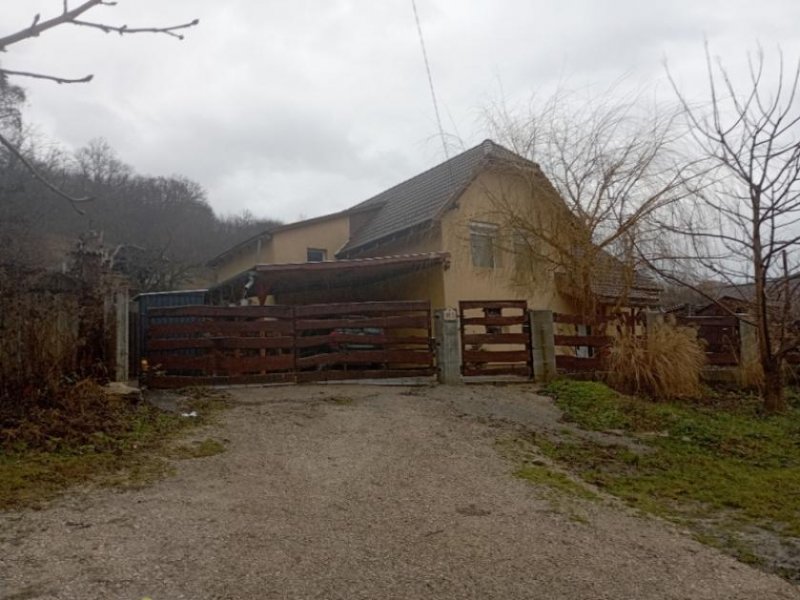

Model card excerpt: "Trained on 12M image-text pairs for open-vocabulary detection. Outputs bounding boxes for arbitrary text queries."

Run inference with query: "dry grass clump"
[607,324,705,400]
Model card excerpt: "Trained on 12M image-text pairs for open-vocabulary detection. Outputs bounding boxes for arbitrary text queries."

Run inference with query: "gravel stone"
[1,384,797,600]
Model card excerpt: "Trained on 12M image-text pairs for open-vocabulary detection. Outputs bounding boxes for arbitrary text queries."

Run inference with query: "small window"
[470,222,498,268]
[306,248,327,262]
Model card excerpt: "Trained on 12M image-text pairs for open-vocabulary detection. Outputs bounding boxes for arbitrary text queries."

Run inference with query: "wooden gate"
[459,300,532,379]
[145,305,296,388]
[143,300,434,388]
[295,301,434,382]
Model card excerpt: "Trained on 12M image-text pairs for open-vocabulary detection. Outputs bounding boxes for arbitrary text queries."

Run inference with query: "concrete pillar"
[645,310,664,334]
[530,310,556,383]
[434,308,462,385]
[114,287,130,382]
[738,315,758,366]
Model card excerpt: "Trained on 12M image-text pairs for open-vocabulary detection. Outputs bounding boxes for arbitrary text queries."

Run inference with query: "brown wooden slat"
[555,355,604,370]
[219,355,295,372]
[297,368,436,383]
[295,334,431,348]
[459,300,528,310]
[147,372,296,388]
[678,316,739,327]
[217,336,295,350]
[462,333,530,345]
[553,313,616,326]
[295,315,429,331]
[149,320,294,337]
[462,350,531,364]
[461,316,528,327]
[148,305,294,319]
[152,355,213,371]
[297,350,433,368]
[148,338,215,350]
[553,335,611,348]
[462,365,532,377]
[295,301,430,317]
[706,352,738,366]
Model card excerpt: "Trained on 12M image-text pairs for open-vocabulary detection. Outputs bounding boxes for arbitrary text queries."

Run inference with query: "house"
[207,140,660,312]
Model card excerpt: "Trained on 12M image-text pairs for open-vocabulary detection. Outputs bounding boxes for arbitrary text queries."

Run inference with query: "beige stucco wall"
[438,170,576,313]
[270,214,350,264]
[213,214,350,284]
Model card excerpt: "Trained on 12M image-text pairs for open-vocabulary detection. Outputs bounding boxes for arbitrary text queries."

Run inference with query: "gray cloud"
[4,0,800,222]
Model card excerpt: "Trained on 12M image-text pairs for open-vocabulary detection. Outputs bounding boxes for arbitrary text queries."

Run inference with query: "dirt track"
[1,384,798,600]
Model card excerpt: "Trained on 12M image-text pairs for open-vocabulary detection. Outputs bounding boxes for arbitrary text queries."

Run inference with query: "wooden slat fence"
[460,300,532,378]
[294,301,434,382]
[144,301,434,387]
[676,315,740,366]
[553,312,615,372]
[146,305,296,388]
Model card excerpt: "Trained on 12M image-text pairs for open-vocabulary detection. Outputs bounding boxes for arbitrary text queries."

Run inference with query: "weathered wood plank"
[147,338,215,350]
[461,316,528,327]
[459,300,528,311]
[297,368,436,383]
[555,355,604,370]
[678,316,740,327]
[295,334,431,348]
[462,365,532,378]
[462,333,530,345]
[295,301,430,317]
[553,335,611,348]
[705,352,738,366]
[147,372,296,388]
[462,350,531,364]
[219,355,295,372]
[296,350,433,368]
[149,320,294,337]
[148,305,294,319]
[295,315,430,331]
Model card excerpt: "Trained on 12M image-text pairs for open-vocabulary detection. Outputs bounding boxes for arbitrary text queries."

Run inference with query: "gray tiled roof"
[340,140,524,255]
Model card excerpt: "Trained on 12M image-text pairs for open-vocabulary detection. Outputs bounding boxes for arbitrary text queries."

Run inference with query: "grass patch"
[540,379,800,579]
[0,385,230,510]
[169,438,226,459]
[514,463,598,501]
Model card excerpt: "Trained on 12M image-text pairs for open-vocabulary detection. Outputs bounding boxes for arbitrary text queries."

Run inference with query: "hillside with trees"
[0,76,279,293]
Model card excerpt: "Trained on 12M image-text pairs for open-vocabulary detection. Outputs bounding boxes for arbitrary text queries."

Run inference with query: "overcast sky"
[4,0,800,222]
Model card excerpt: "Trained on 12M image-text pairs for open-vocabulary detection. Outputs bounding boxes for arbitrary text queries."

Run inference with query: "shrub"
[607,323,705,400]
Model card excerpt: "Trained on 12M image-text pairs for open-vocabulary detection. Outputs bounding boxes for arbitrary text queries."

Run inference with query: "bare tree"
[483,85,699,314]
[652,45,800,412]
[0,1,198,212]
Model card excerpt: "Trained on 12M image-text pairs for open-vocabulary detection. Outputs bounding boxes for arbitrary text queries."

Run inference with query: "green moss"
[514,463,598,500]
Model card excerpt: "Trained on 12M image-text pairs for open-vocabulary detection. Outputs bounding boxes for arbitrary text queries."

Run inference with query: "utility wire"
[411,0,449,160]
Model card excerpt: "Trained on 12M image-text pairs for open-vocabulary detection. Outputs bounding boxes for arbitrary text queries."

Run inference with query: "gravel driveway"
[1,384,798,600]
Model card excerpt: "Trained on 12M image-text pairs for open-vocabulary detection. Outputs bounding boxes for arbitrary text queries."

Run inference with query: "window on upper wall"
[306,248,327,262]
[469,221,499,268]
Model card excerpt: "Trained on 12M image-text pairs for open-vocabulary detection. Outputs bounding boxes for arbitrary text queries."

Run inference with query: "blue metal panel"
[134,290,208,372]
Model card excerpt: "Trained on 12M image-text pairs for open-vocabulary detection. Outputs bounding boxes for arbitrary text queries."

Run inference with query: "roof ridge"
[350,140,501,210]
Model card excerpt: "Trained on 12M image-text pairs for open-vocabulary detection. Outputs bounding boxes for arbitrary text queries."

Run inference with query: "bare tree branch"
[0,130,92,214]
[0,68,93,85]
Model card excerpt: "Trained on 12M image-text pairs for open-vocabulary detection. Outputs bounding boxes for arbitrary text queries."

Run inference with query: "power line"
[410,0,449,160]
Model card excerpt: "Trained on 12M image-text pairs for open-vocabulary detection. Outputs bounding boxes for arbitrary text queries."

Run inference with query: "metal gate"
[143,300,434,388]
[459,300,532,379]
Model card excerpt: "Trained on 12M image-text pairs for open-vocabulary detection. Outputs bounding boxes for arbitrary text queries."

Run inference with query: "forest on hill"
[0,76,279,293]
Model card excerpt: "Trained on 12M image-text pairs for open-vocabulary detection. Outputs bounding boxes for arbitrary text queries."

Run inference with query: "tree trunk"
[762,358,785,413]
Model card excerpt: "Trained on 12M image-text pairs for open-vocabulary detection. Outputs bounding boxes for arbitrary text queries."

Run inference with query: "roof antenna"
[411,0,449,161]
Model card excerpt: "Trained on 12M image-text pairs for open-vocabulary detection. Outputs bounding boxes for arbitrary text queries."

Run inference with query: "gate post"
[530,310,556,383]
[434,308,462,385]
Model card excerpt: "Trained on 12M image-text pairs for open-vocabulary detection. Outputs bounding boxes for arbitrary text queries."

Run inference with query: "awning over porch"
[209,252,450,305]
